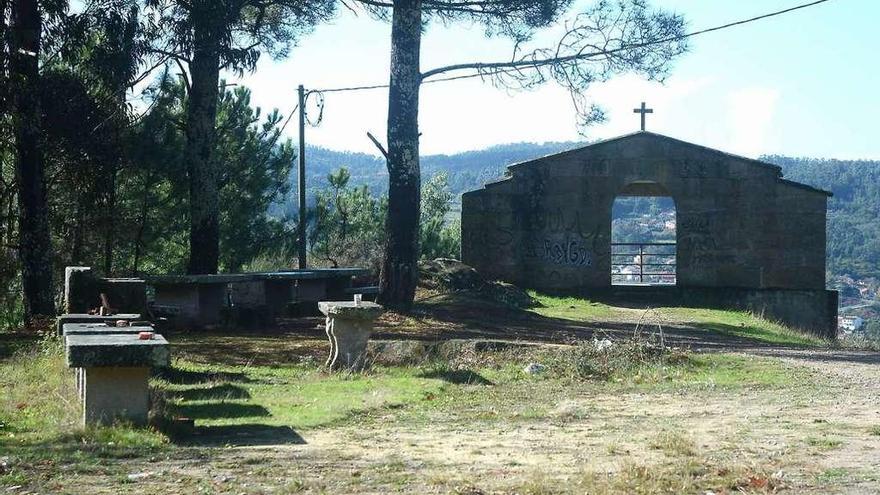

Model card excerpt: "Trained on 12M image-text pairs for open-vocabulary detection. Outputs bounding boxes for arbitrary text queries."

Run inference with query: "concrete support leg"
[76,368,85,401]
[83,367,150,426]
[326,317,372,371]
[325,316,337,368]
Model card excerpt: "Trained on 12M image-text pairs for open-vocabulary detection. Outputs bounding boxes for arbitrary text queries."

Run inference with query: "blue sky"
[229,0,877,159]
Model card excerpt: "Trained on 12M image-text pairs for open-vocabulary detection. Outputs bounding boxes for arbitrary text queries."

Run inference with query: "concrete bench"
[318,301,383,371]
[65,332,169,426]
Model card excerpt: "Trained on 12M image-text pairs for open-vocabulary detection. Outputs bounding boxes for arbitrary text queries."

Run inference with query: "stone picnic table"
[65,332,169,426]
[145,268,369,327]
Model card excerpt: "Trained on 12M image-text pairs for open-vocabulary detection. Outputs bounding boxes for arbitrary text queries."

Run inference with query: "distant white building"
[838,315,865,334]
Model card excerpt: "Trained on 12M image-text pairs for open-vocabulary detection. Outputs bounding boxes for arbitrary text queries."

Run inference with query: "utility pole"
[297,85,307,269]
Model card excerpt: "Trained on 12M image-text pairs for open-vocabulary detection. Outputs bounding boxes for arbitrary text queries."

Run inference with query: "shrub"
[554,338,690,381]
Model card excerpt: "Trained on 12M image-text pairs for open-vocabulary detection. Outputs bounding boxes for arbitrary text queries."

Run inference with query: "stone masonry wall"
[461,132,830,292]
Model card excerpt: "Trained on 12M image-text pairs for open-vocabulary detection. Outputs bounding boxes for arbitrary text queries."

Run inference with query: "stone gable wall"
[461,133,828,292]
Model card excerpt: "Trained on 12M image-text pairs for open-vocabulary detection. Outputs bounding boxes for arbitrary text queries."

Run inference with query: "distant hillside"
[275,141,582,216]
[276,142,880,282]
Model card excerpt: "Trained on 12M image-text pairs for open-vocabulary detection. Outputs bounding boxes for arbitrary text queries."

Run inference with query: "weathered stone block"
[66,334,170,368]
[319,301,383,371]
[82,367,151,426]
[65,266,98,313]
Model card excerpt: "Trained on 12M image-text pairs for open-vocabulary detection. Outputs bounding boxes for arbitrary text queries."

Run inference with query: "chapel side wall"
[460,182,523,285]
[761,184,827,289]
[511,156,613,291]
[675,155,781,289]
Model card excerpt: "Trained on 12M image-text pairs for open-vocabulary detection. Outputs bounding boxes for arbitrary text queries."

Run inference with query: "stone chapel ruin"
[461,131,838,337]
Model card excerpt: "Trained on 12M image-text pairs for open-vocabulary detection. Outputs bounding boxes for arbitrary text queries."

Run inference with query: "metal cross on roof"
[633,102,654,131]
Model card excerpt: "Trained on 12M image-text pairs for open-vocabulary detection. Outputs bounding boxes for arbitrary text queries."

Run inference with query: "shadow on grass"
[420,368,494,385]
[166,383,251,401]
[688,322,818,348]
[174,402,270,420]
[153,366,253,385]
[0,333,40,360]
[182,424,306,447]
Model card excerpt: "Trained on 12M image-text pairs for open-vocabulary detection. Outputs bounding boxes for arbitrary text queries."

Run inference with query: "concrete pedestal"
[83,367,150,425]
[318,301,383,371]
[66,333,169,426]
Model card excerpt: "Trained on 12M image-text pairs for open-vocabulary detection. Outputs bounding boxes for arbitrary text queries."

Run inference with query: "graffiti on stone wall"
[678,213,716,266]
[519,206,607,270]
[525,237,593,267]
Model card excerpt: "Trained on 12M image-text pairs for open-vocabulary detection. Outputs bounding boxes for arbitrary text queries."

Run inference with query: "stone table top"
[59,313,142,322]
[56,314,145,335]
[62,323,155,336]
[66,334,170,368]
[146,268,369,286]
[318,301,384,319]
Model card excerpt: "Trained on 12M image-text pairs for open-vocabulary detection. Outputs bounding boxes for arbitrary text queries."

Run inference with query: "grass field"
[2,294,877,494]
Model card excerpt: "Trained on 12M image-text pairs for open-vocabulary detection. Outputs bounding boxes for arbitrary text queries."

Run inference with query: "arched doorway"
[611,182,677,285]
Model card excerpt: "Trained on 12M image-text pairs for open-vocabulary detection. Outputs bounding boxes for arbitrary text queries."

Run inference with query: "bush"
[554,338,690,381]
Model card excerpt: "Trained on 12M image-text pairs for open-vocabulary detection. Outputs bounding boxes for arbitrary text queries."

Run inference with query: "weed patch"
[550,339,691,382]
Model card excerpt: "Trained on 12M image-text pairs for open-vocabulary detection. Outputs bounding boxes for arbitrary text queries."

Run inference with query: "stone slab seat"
[66,334,170,426]
[318,301,383,371]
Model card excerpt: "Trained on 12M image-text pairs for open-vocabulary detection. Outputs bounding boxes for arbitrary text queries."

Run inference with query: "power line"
[312,0,834,93]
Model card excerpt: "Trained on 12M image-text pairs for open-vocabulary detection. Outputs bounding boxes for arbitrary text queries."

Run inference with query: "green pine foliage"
[307,168,461,273]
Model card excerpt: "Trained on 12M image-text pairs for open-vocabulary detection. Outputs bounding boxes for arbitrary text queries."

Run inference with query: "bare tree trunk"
[71,200,84,264]
[378,0,421,309]
[131,170,152,275]
[10,0,54,320]
[185,2,221,275]
[103,168,116,275]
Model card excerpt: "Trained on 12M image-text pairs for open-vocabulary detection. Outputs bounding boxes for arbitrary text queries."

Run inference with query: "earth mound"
[418,258,538,308]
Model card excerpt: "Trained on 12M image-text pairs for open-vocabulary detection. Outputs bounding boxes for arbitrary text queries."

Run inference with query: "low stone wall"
[589,286,838,339]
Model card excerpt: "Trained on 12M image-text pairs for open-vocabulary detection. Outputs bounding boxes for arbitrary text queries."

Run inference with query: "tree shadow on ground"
[385,293,773,353]
[0,333,39,359]
[166,329,326,367]
[165,383,251,401]
[153,366,254,385]
[420,368,494,385]
[180,424,306,447]
[174,402,270,420]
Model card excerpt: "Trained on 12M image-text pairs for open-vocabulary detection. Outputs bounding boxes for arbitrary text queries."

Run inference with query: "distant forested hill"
[276,143,880,281]
[763,155,880,280]
[275,141,581,216]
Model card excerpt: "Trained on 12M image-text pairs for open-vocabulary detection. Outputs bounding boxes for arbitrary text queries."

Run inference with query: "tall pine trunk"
[103,168,117,275]
[185,2,221,274]
[10,0,54,320]
[378,0,422,309]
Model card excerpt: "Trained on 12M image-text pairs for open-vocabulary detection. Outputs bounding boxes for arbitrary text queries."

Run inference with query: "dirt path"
[102,338,880,495]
